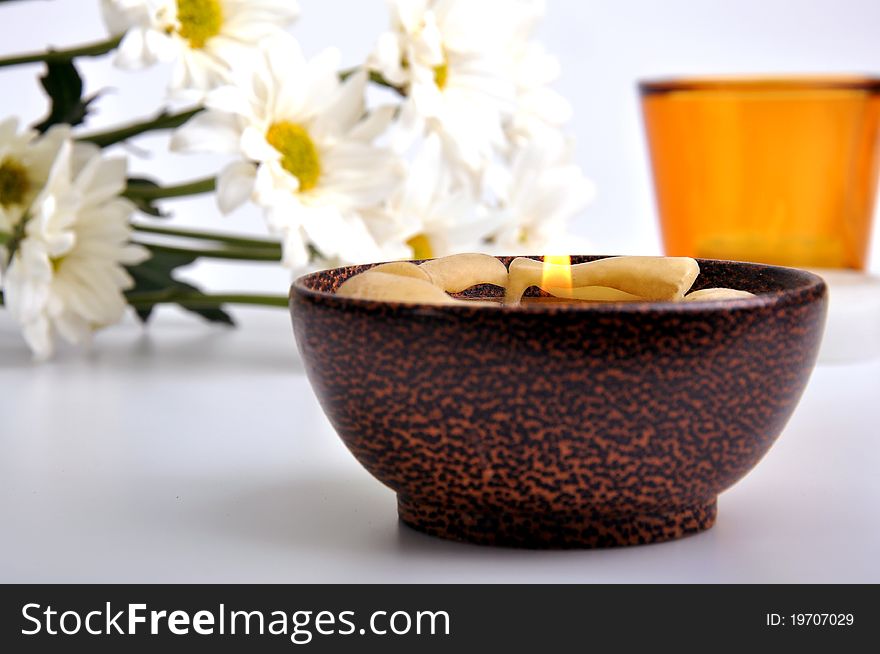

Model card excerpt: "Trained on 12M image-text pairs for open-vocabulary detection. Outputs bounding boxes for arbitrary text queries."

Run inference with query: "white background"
[0,0,878,293]
[2,308,878,582]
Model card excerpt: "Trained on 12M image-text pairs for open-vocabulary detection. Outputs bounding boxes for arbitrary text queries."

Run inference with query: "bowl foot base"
[397,496,717,549]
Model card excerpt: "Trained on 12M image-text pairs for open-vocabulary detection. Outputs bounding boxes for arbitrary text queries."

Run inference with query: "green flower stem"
[0,216,28,262]
[77,107,203,148]
[339,66,406,96]
[125,176,216,201]
[126,291,287,308]
[132,223,282,250]
[137,240,282,262]
[0,35,123,68]
[369,70,407,95]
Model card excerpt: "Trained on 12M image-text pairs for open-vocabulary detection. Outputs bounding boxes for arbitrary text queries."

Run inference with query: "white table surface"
[2,306,879,583]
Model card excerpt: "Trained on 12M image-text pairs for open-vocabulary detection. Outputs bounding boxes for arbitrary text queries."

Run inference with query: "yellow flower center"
[433,62,449,90]
[176,0,224,49]
[407,234,434,260]
[265,121,322,192]
[0,157,30,209]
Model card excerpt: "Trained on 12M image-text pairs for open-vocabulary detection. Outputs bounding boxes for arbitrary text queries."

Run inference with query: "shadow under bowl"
[290,256,827,548]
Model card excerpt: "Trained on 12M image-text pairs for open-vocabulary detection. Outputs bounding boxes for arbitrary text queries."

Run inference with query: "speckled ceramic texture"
[290,256,827,548]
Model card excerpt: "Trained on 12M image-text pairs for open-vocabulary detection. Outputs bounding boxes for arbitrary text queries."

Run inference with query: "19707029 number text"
[765,613,854,627]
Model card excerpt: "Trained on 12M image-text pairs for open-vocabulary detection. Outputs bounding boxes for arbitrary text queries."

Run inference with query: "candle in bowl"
[336,254,741,306]
[290,255,824,548]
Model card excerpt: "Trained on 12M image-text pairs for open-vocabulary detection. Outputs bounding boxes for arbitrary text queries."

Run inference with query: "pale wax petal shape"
[368,261,432,282]
[683,288,755,302]
[336,271,459,305]
[544,286,645,302]
[505,256,699,305]
[420,253,509,293]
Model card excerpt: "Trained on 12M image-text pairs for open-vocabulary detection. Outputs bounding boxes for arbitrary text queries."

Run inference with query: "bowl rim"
[290,256,826,315]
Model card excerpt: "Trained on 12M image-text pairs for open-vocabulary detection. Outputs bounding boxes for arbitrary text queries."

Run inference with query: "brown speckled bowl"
[290,256,827,548]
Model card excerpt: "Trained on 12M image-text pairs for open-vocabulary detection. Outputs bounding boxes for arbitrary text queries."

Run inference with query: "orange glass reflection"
[641,76,880,269]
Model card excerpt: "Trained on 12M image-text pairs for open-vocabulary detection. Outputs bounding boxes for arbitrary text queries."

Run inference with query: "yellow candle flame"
[541,254,572,290]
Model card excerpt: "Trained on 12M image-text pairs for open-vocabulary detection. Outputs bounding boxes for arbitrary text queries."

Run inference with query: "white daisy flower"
[101,0,300,94]
[2,132,148,359]
[370,0,528,175]
[171,34,403,267]
[0,118,67,236]
[388,134,501,259]
[489,132,595,253]
[506,40,573,145]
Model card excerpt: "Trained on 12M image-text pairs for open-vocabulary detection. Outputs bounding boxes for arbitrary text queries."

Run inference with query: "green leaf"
[125,249,196,323]
[126,248,235,326]
[170,279,235,326]
[124,177,170,218]
[33,60,98,133]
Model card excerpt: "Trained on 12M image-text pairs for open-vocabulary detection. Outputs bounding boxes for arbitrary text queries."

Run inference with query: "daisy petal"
[217,161,257,213]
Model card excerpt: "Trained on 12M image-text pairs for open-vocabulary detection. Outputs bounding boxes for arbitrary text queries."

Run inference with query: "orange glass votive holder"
[641,76,880,269]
